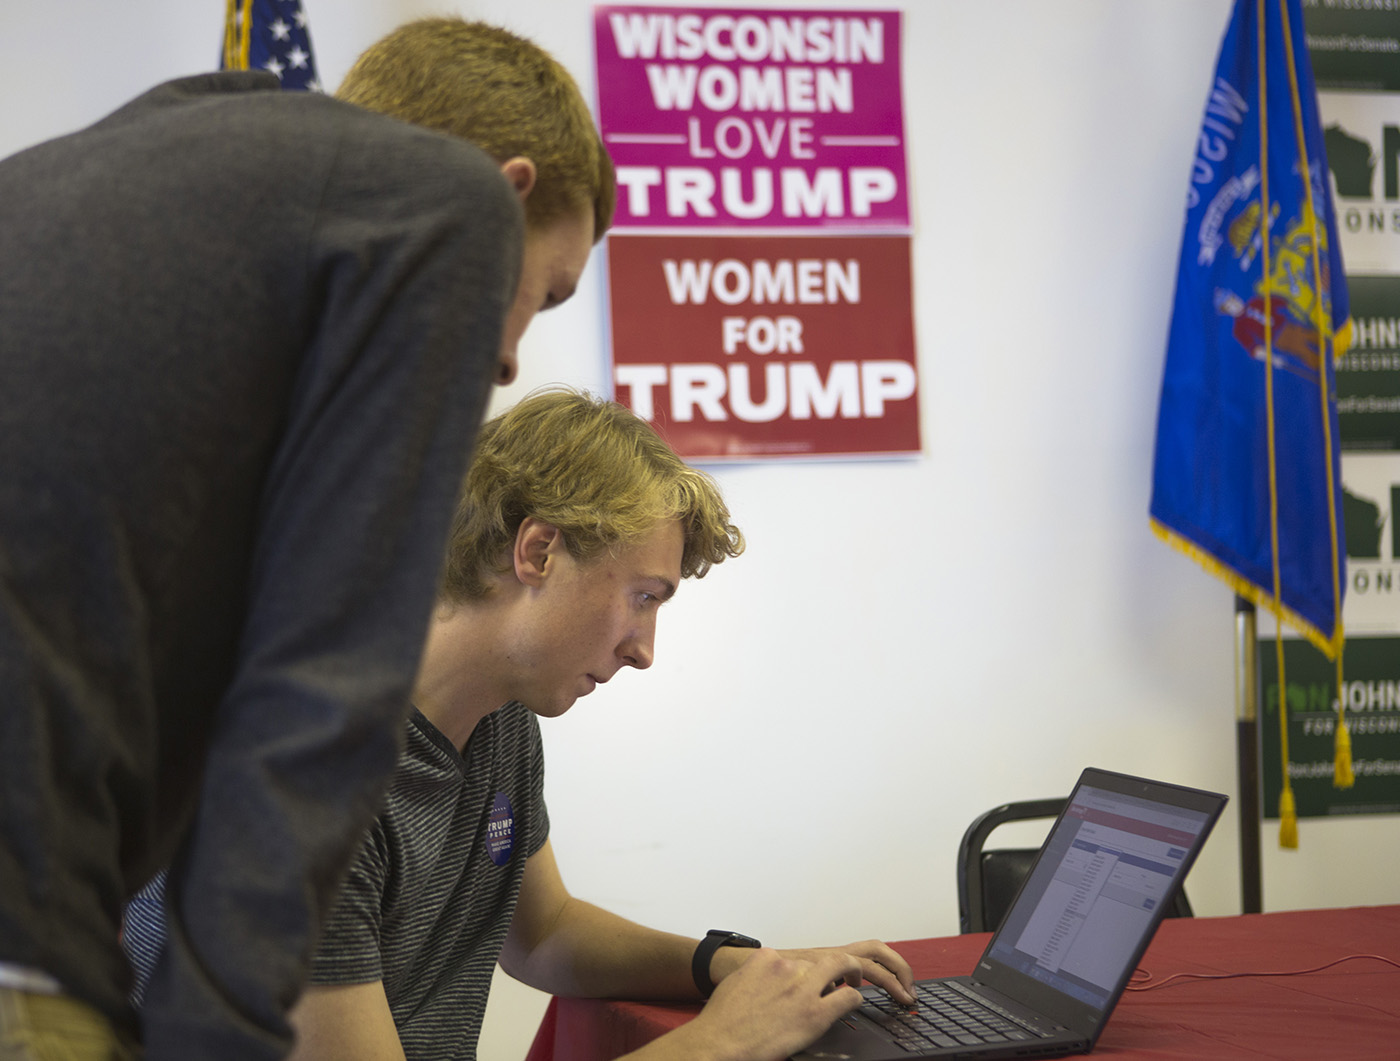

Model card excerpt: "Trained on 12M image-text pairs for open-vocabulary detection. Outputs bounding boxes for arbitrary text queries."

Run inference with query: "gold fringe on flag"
[1149,522,1341,657]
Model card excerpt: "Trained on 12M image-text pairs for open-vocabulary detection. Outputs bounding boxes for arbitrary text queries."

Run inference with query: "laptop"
[793,768,1227,1060]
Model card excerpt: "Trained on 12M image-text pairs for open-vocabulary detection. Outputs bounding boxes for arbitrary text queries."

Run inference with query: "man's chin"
[526,696,578,719]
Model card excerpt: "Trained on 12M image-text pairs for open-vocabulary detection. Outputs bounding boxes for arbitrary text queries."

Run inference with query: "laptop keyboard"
[862,980,1046,1051]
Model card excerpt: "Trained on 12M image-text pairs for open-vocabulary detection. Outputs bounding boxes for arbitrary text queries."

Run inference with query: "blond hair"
[443,389,743,602]
[336,18,614,237]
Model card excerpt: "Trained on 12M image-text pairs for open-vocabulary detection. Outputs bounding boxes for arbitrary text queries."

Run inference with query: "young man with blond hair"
[128,388,915,1061]
[0,17,608,1061]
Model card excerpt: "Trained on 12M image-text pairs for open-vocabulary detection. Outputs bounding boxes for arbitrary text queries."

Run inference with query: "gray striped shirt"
[124,702,548,1059]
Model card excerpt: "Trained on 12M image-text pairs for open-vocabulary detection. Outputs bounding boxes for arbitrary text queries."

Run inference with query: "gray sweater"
[0,72,522,1059]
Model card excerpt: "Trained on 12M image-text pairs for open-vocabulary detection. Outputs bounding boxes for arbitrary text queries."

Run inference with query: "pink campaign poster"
[594,6,908,230]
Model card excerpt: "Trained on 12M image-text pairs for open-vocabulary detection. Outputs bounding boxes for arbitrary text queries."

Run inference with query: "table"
[524,905,1400,1060]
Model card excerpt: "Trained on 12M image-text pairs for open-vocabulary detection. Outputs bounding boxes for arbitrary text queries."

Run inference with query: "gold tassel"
[223,0,238,70]
[1278,785,1298,849]
[1334,718,1355,788]
[223,0,252,72]
[1334,656,1354,789]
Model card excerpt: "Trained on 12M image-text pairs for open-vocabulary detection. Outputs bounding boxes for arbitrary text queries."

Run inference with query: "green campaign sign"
[1304,2,1400,93]
[1260,635,1400,817]
[1339,277,1400,452]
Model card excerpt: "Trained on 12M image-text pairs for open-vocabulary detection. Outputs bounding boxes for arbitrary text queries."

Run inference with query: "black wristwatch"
[692,929,762,998]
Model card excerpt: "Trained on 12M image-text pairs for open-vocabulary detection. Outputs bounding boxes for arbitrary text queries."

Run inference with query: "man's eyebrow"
[648,577,678,602]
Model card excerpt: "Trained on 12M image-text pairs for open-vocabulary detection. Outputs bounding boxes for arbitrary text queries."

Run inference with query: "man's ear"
[499,156,537,204]
[513,517,562,588]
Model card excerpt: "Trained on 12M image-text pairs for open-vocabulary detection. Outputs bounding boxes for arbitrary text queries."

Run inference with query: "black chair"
[956,797,1194,934]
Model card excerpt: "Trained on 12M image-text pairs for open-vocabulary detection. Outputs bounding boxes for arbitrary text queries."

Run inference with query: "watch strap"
[691,929,762,998]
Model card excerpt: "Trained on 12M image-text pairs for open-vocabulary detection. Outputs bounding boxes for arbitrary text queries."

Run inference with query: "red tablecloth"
[525,905,1400,1060]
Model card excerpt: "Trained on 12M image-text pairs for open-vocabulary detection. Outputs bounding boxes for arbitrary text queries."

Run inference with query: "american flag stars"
[224,0,321,93]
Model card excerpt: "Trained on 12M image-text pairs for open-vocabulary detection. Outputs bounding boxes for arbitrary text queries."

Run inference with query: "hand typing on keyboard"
[862,981,1047,1050]
[710,938,917,1008]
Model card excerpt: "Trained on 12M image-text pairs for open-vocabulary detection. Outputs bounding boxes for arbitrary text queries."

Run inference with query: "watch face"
[713,930,760,947]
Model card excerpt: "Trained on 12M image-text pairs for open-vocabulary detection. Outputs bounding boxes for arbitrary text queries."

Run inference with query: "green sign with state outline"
[1260,635,1400,817]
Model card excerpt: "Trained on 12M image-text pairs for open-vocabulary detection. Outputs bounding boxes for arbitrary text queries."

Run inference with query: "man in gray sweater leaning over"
[0,18,610,1061]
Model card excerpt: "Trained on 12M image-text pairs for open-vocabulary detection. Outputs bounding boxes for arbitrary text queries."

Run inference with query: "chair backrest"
[955,796,1195,934]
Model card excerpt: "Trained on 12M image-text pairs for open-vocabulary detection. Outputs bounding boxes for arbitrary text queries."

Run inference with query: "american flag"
[221,0,321,92]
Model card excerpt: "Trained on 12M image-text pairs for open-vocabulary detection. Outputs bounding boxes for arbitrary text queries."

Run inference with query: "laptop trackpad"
[796,1009,921,1061]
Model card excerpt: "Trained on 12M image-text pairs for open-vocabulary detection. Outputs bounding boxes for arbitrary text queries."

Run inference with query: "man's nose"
[620,628,655,670]
[496,348,518,385]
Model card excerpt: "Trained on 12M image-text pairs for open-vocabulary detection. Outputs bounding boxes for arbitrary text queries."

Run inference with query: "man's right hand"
[625,947,863,1061]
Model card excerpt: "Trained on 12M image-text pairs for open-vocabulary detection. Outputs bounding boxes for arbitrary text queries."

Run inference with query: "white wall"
[5,3,1396,1060]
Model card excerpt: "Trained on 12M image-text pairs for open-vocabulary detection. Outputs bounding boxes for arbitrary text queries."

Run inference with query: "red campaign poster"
[608,233,919,460]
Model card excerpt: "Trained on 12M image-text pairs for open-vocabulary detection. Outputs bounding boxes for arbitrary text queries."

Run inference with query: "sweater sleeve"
[136,128,522,1060]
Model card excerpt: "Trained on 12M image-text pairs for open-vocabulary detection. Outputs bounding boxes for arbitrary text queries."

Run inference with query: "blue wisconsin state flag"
[221,0,321,91]
[1151,0,1349,658]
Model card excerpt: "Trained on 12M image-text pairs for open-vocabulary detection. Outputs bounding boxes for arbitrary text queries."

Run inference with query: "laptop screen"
[983,780,1215,1010]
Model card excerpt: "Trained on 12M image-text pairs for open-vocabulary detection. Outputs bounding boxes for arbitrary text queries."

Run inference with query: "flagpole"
[1234,594,1263,913]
